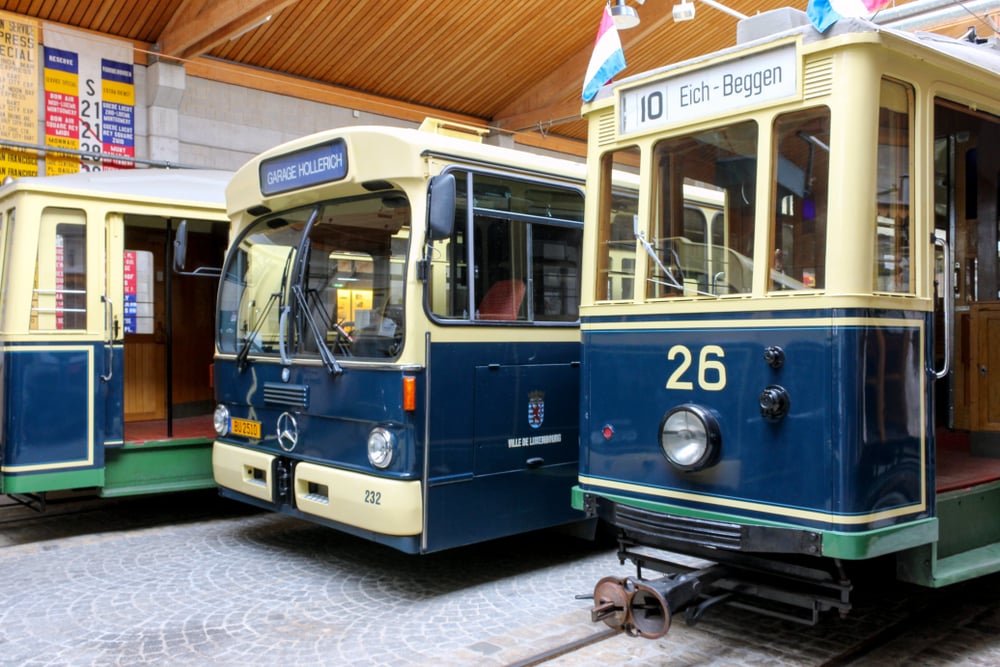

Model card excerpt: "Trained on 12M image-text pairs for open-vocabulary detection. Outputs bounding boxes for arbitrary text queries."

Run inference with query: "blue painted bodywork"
[215,337,584,552]
[1,342,104,488]
[578,308,931,534]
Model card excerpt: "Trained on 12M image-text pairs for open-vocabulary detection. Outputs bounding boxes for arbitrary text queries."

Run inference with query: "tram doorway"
[120,218,226,436]
[935,102,1000,441]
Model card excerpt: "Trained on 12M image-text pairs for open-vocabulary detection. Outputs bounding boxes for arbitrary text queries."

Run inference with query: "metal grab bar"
[934,236,953,380]
[100,295,113,382]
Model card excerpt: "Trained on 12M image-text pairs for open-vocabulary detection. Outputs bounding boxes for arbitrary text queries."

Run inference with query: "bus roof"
[0,169,231,207]
[227,124,586,218]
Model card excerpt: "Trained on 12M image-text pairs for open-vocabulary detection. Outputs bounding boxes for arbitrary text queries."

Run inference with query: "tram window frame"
[0,209,8,308]
[595,146,641,302]
[874,78,914,294]
[648,121,758,299]
[426,168,584,325]
[30,209,87,332]
[769,106,831,292]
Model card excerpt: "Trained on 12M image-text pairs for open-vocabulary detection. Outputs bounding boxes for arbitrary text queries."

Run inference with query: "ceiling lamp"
[610,0,641,30]
[672,0,748,23]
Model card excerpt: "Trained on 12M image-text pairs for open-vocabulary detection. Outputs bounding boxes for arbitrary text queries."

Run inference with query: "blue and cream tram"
[211,120,591,553]
[575,8,1000,637]
[0,169,230,501]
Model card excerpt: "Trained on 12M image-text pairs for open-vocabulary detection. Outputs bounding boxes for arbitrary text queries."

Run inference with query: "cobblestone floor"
[1,493,999,666]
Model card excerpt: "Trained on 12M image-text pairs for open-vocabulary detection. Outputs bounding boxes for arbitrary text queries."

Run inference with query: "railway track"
[506,628,621,667]
[502,569,1000,667]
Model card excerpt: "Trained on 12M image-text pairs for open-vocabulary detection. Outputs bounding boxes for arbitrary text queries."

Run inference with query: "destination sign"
[260,138,348,196]
[620,44,798,135]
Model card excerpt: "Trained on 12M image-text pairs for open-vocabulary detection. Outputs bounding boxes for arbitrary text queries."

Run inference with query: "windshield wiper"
[292,283,343,375]
[236,246,295,372]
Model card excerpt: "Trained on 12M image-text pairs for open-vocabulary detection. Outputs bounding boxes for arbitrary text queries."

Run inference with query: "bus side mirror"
[173,219,222,277]
[173,220,189,271]
[427,173,456,241]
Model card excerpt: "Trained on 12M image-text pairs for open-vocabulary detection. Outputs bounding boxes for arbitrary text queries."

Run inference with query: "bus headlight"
[214,404,231,436]
[659,405,721,471]
[367,427,396,469]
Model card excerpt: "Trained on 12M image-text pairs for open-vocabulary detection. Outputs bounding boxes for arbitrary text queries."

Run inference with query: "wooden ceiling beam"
[156,0,298,61]
[492,2,675,133]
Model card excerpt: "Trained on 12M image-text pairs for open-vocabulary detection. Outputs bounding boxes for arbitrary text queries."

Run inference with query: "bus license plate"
[230,417,261,439]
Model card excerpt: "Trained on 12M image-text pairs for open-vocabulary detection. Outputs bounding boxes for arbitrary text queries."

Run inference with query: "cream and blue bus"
[211,121,591,553]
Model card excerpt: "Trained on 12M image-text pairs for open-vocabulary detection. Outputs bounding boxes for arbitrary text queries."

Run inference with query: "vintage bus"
[210,120,593,553]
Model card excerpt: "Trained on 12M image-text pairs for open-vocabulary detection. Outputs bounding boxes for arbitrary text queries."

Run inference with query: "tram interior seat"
[478,279,526,320]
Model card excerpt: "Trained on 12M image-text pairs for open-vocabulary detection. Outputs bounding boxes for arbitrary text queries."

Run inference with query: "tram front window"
[650,121,758,297]
[217,194,410,361]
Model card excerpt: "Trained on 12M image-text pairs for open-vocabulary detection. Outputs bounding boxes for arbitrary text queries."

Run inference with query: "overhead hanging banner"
[42,24,134,174]
[0,11,40,179]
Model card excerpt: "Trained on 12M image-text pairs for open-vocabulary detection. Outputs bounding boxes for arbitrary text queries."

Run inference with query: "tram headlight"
[213,404,231,437]
[367,427,396,469]
[659,405,721,472]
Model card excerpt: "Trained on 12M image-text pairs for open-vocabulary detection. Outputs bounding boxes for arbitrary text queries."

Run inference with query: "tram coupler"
[591,576,636,629]
[590,569,712,639]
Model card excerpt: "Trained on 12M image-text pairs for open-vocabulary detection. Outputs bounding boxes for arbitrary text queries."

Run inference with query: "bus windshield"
[218,192,409,364]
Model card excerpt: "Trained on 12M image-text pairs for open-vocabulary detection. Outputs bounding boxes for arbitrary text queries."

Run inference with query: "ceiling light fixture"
[671,0,748,23]
[610,0,641,30]
[229,15,272,41]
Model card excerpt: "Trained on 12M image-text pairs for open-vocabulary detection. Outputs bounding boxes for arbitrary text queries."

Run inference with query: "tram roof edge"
[588,7,1000,103]
[0,169,233,207]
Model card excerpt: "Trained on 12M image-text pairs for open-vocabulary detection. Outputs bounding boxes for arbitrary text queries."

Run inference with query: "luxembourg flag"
[807,0,893,32]
[582,5,627,102]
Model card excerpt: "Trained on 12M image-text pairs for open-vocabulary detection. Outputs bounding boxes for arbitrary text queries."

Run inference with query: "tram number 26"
[666,344,727,391]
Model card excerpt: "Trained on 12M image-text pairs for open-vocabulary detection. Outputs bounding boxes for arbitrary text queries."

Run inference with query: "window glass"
[595,146,640,301]
[0,209,7,311]
[771,107,830,290]
[875,79,913,293]
[218,194,409,360]
[428,170,583,323]
[650,121,757,297]
[31,210,87,330]
[123,250,155,334]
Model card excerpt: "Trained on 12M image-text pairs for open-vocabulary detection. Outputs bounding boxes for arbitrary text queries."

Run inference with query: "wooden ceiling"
[0,0,985,149]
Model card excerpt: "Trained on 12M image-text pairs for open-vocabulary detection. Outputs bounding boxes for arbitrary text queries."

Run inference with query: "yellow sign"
[0,12,39,179]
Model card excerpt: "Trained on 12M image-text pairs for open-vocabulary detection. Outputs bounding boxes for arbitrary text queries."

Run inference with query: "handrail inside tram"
[934,235,953,379]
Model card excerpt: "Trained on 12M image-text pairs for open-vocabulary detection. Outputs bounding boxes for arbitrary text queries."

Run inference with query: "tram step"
[897,541,1000,588]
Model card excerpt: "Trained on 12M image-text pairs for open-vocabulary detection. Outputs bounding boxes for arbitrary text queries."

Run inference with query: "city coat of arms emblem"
[527,390,545,429]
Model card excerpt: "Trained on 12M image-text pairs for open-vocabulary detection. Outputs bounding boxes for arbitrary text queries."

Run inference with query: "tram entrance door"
[117,218,226,438]
[935,102,1000,442]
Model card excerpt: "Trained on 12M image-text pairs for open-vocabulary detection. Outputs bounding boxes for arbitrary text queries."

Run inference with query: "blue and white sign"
[620,44,798,135]
[259,139,348,196]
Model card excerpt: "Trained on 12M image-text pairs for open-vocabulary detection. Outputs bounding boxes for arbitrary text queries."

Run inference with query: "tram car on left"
[0,168,230,502]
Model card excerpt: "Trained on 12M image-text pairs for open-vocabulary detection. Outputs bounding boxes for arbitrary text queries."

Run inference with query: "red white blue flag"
[807,0,893,32]
[582,5,627,102]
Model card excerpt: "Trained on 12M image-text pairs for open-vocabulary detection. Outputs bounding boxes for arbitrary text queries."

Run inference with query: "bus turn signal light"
[403,376,416,412]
